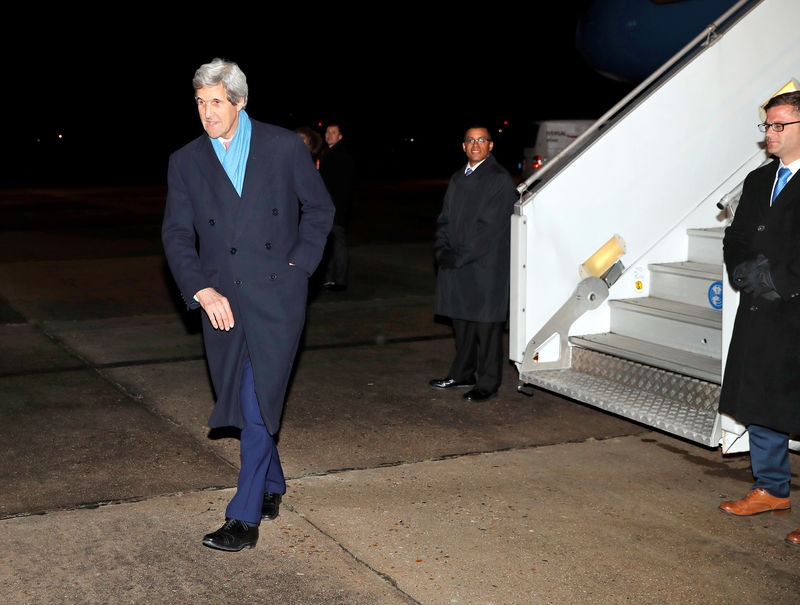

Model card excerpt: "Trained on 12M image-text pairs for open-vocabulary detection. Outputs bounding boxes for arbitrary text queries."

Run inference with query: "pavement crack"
[284,501,422,605]
[283,430,653,485]
[0,487,233,521]
[0,330,452,379]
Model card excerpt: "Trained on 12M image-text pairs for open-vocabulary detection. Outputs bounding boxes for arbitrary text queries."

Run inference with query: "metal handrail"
[716,157,773,214]
[516,0,757,201]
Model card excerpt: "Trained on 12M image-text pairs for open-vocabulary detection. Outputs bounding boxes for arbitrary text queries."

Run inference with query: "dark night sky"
[8,5,634,187]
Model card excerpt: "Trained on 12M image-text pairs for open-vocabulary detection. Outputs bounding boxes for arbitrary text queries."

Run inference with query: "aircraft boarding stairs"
[517,228,725,447]
[510,0,800,453]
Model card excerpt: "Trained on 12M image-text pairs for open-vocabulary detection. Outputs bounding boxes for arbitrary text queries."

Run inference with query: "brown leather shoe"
[786,527,800,546]
[719,488,790,516]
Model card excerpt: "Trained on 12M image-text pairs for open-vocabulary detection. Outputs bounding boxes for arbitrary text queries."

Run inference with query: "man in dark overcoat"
[429,126,517,402]
[318,123,355,291]
[162,58,333,551]
[718,91,800,546]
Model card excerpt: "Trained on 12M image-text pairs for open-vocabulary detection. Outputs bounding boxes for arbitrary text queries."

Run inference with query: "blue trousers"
[225,357,286,525]
[749,424,791,498]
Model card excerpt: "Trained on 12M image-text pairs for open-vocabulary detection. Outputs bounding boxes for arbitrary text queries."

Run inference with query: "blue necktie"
[772,166,792,204]
[465,167,473,176]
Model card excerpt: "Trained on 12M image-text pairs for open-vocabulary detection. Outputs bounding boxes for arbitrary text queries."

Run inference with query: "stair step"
[649,261,723,309]
[687,227,724,264]
[609,297,721,358]
[571,333,721,383]
[520,347,721,446]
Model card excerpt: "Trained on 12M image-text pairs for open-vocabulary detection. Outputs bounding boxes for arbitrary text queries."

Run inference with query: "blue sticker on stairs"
[708,281,723,309]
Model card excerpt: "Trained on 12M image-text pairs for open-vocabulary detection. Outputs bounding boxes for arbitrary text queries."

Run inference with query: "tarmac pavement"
[0,184,798,604]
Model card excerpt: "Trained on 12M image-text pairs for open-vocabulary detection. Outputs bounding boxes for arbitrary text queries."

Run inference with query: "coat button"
[230,248,237,254]
[209,219,216,226]
[235,279,242,286]
[757,225,765,231]
[272,208,279,215]
[269,273,277,280]
[750,304,758,311]
[265,242,272,249]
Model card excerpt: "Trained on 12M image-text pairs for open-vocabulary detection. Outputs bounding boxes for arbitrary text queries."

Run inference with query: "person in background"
[318,122,355,291]
[429,126,517,403]
[718,91,800,547]
[295,126,323,166]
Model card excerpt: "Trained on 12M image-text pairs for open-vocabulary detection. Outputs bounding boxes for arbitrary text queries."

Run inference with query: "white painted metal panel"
[512,0,800,367]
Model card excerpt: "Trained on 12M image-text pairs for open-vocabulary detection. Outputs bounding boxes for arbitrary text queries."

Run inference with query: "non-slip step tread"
[649,261,721,278]
[687,227,725,237]
[570,333,721,383]
[610,296,721,325]
[522,367,719,446]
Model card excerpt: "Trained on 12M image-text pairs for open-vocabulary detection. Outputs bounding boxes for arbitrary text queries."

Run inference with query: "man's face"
[325,126,342,147]
[462,128,494,166]
[196,83,244,140]
[765,104,800,163]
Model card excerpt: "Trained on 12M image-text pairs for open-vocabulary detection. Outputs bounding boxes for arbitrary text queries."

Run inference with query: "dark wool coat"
[318,142,355,226]
[434,155,517,323]
[720,159,800,434]
[162,120,334,434]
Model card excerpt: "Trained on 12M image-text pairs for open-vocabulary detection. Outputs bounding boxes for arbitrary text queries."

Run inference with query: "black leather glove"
[438,248,457,270]
[732,254,779,299]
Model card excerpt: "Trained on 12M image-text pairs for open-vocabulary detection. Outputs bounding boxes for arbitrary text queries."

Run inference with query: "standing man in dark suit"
[718,91,800,546]
[429,126,517,402]
[319,123,355,291]
[162,58,334,551]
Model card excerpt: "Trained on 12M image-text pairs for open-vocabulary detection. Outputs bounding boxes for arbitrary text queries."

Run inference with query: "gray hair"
[193,58,248,108]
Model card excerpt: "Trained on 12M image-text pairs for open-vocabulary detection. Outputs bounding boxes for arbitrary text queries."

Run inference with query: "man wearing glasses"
[429,126,517,402]
[718,91,800,546]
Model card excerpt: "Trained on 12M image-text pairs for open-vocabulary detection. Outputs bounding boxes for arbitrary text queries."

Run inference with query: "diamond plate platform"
[570,333,721,383]
[521,347,721,447]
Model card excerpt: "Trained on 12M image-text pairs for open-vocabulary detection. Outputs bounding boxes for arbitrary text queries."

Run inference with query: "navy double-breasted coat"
[720,159,800,434]
[162,120,334,434]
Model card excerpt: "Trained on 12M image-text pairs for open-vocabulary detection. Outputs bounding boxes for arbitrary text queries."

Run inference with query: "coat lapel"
[240,125,272,202]
[231,123,278,241]
[770,165,800,210]
[192,136,244,246]
[193,137,241,202]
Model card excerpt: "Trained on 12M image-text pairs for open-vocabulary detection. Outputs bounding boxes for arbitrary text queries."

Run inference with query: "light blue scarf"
[210,109,252,196]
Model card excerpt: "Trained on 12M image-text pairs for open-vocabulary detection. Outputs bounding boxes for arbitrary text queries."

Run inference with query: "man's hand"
[438,248,457,270]
[732,254,779,300]
[195,287,235,331]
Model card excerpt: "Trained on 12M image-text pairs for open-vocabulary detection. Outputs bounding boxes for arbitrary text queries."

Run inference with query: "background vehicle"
[520,120,594,180]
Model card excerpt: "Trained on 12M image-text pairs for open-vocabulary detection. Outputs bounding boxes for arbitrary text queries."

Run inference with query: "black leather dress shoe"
[262,492,282,520]
[463,388,497,402]
[429,377,476,389]
[202,518,258,551]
